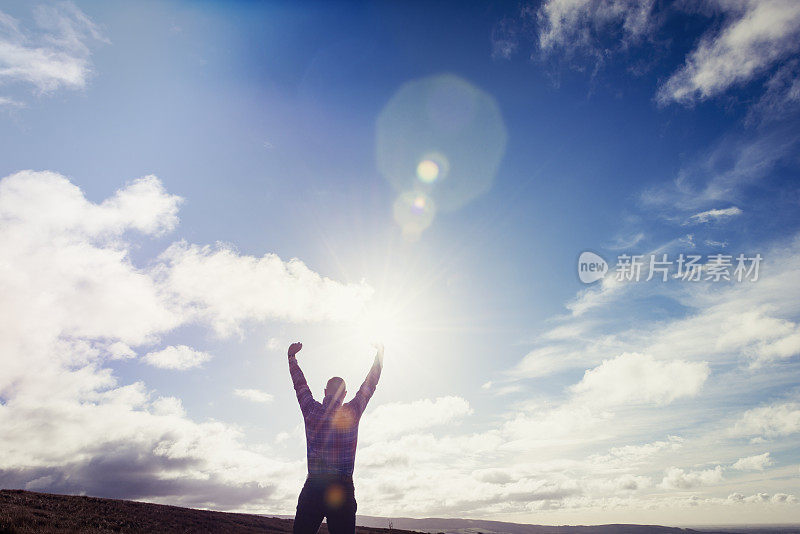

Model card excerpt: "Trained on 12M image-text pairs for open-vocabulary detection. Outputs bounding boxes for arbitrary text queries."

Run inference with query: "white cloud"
[606,231,645,250]
[266,337,281,351]
[0,170,374,510]
[361,396,473,443]
[494,233,800,514]
[511,343,602,379]
[728,491,798,504]
[157,241,373,337]
[528,230,800,380]
[537,0,656,53]
[686,206,743,224]
[151,396,186,417]
[730,401,800,439]
[588,436,684,471]
[0,2,106,96]
[142,345,211,370]
[107,341,135,360]
[571,352,709,407]
[533,0,800,121]
[769,493,798,504]
[491,15,520,60]
[499,403,612,447]
[233,388,274,404]
[0,171,184,354]
[731,452,773,471]
[657,0,800,105]
[754,330,800,365]
[598,474,652,492]
[565,234,699,316]
[641,132,797,211]
[0,95,23,107]
[0,170,182,240]
[660,465,723,489]
[748,59,800,122]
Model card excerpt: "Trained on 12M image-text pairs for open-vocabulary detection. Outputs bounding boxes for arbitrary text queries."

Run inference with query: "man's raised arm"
[350,344,384,416]
[288,342,315,416]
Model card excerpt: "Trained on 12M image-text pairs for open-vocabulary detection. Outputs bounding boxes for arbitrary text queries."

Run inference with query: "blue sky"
[0,0,799,525]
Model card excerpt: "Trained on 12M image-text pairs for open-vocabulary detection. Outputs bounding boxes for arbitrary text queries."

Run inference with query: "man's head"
[324,376,346,405]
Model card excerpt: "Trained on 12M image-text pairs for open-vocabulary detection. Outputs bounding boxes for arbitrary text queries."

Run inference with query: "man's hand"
[288,342,302,357]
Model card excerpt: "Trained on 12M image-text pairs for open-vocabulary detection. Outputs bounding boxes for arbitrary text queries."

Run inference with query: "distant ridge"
[354,515,800,534]
[354,515,734,534]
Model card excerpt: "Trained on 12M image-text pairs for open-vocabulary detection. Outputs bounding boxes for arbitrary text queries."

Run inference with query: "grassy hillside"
[0,489,405,534]
[3,490,797,534]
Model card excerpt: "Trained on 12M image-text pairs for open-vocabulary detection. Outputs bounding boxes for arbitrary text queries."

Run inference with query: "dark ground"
[0,489,406,534]
[1,490,798,534]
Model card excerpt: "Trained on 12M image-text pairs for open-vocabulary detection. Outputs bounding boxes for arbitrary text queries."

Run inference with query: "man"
[288,341,384,534]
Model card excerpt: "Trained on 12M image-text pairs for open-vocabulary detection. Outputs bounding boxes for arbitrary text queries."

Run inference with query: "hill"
[355,515,800,534]
[2,490,798,534]
[0,489,404,534]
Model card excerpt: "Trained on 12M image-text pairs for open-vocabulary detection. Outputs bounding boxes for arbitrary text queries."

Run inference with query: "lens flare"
[417,159,439,183]
[333,406,356,430]
[416,152,450,185]
[377,74,507,226]
[324,483,346,509]
[393,191,435,240]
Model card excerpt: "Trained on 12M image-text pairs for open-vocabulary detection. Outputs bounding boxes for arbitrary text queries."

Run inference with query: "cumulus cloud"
[660,465,723,489]
[570,352,710,407]
[728,491,798,504]
[731,452,773,471]
[597,474,652,492]
[0,170,182,240]
[142,345,211,370]
[157,241,373,337]
[0,170,373,509]
[0,2,107,96]
[730,401,800,439]
[657,0,800,105]
[0,171,184,356]
[233,388,274,404]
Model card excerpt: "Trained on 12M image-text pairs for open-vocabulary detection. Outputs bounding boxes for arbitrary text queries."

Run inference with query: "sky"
[0,0,799,526]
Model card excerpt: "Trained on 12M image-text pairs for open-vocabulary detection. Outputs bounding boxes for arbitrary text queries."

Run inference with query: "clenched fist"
[288,342,303,357]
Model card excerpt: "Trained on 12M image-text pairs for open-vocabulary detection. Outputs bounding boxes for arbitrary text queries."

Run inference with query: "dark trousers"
[293,474,357,534]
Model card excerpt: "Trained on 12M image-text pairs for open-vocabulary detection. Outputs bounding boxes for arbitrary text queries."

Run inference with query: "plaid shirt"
[289,354,382,476]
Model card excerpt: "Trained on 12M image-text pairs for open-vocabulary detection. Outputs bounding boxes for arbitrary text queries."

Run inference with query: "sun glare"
[350,304,406,350]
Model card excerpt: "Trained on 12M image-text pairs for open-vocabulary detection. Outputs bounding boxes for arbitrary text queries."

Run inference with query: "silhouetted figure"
[288,341,383,534]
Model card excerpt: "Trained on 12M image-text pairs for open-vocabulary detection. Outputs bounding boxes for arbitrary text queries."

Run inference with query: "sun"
[349,302,408,351]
